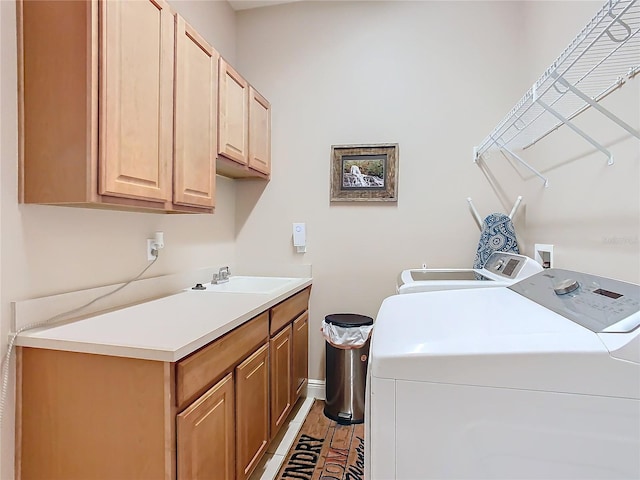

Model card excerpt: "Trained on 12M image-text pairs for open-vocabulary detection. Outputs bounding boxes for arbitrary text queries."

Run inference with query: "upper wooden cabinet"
[218,59,249,166]
[174,17,218,209]
[18,0,216,213]
[248,87,272,176]
[217,58,271,179]
[99,0,174,204]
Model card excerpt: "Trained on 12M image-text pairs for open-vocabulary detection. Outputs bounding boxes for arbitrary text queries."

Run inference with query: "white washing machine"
[396,251,542,294]
[366,269,640,479]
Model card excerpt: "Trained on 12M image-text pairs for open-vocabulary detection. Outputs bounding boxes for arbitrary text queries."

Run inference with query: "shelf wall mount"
[473,0,640,185]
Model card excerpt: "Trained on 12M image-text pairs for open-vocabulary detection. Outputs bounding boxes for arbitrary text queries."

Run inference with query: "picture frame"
[330,143,399,202]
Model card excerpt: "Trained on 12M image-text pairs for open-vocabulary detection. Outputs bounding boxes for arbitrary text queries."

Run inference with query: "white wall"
[234,0,639,384]
[171,0,237,63]
[503,1,640,282]
[1,0,638,477]
[234,0,529,381]
[0,1,237,478]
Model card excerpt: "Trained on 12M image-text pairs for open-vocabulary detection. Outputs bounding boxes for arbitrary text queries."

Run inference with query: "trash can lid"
[325,313,374,327]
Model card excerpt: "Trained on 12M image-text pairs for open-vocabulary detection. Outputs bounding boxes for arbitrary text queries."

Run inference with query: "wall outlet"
[147,239,158,261]
[147,231,164,261]
[534,243,554,269]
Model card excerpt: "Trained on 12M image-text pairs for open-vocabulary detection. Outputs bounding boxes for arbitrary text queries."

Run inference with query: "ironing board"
[473,213,519,269]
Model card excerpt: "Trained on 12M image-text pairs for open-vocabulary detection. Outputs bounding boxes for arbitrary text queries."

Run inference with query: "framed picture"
[330,143,399,202]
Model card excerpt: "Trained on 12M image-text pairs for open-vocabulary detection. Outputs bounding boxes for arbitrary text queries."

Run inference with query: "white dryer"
[396,251,542,294]
[367,269,640,479]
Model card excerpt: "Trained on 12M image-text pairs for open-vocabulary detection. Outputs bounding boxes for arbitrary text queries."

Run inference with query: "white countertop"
[16,277,312,362]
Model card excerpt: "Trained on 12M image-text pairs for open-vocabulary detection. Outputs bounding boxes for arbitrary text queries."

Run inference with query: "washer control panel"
[484,252,528,279]
[510,268,640,333]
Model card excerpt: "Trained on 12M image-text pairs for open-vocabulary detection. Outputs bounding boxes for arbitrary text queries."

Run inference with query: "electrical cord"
[0,252,160,425]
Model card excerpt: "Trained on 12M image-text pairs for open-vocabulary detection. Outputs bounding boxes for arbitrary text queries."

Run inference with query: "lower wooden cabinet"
[292,311,309,400]
[177,342,270,480]
[17,348,172,480]
[269,287,311,440]
[270,325,293,439]
[177,373,235,480]
[16,287,311,480]
[236,343,269,480]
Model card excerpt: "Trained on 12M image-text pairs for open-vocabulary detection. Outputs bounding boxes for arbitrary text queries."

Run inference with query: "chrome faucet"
[212,266,231,284]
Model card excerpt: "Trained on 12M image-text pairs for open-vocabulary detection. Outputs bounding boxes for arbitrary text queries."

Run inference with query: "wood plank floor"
[275,399,365,480]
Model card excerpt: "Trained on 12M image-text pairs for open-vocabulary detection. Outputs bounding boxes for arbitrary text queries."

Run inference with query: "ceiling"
[227,0,301,11]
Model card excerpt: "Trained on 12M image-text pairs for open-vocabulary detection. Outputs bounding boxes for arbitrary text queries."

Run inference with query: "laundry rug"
[275,400,365,480]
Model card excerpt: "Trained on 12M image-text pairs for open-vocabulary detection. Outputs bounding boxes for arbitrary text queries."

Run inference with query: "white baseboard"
[306,379,325,400]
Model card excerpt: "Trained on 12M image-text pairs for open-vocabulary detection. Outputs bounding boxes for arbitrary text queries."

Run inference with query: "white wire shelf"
[474,0,640,187]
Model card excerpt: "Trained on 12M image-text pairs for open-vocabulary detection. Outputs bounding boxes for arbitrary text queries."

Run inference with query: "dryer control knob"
[554,279,580,295]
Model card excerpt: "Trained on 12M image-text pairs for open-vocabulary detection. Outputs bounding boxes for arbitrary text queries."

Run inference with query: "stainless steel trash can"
[323,313,373,425]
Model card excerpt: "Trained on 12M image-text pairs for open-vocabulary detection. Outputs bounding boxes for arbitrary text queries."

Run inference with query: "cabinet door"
[270,325,293,439]
[218,59,249,165]
[177,373,235,480]
[174,16,218,209]
[99,0,173,202]
[248,87,271,176]
[292,311,309,400]
[236,343,269,480]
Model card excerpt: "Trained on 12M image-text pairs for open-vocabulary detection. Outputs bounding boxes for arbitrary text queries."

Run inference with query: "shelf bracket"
[553,74,640,141]
[508,195,523,220]
[474,134,505,163]
[498,143,549,187]
[533,84,615,165]
[466,197,483,230]
[467,195,523,231]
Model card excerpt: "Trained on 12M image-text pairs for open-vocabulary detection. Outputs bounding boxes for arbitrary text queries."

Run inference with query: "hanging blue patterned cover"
[473,213,519,269]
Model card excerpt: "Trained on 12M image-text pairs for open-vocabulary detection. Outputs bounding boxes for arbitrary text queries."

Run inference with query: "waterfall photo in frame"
[330,143,399,202]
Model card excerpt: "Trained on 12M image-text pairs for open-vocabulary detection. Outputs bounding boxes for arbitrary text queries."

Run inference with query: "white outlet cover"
[147,239,157,261]
[534,243,554,268]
